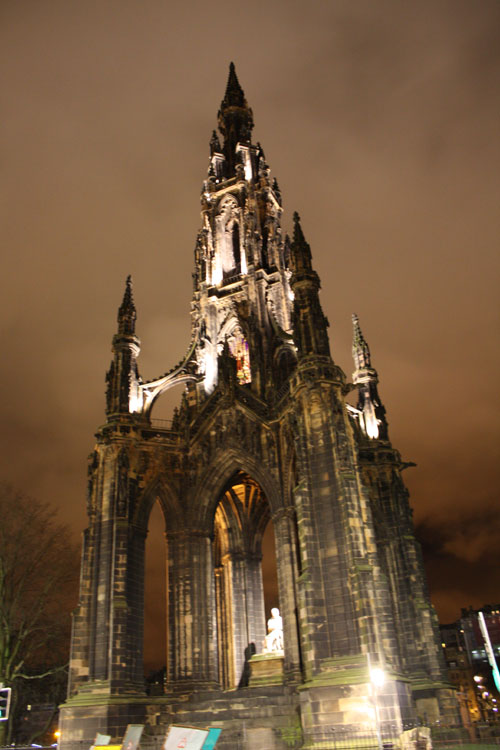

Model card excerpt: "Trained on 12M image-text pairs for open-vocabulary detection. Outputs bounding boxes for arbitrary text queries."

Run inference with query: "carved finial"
[118,275,136,335]
[352,314,371,370]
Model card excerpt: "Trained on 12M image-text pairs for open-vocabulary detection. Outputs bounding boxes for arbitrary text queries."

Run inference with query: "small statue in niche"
[263,607,283,653]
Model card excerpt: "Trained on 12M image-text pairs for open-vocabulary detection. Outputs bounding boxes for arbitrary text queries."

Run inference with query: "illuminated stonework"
[228,331,251,384]
[60,64,461,750]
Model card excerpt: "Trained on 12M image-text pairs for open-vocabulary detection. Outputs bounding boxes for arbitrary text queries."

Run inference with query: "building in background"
[441,605,500,727]
[59,64,461,750]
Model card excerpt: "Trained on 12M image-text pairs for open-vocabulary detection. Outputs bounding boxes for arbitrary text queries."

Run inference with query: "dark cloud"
[417,511,500,622]
[1,0,499,666]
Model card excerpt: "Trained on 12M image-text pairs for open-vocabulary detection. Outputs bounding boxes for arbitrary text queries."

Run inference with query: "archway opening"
[213,471,278,690]
[149,382,188,429]
[144,499,166,689]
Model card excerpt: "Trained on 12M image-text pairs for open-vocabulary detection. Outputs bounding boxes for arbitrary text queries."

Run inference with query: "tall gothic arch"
[60,64,460,750]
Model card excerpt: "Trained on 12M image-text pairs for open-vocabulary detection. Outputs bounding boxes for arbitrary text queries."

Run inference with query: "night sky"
[1,1,499,669]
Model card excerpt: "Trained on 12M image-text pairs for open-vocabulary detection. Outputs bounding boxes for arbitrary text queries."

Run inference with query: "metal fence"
[305,723,432,749]
[278,722,500,749]
[432,735,500,748]
[2,722,500,750]
[304,726,397,748]
[297,727,500,749]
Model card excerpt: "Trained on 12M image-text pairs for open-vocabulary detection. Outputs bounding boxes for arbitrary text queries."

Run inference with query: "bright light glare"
[370,668,385,688]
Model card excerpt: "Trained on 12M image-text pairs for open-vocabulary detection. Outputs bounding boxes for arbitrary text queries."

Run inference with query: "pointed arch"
[218,310,241,342]
[132,474,182,533]
[231,222,241,269]
[212,470,271,688]
[186,443,301,689]
[190,446,282,530]
[274,343,297,378]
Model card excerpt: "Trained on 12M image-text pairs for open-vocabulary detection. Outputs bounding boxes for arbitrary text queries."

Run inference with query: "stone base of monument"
[248,652,284,687]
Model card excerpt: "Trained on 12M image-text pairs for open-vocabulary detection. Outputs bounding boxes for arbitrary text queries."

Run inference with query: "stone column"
[221,551,266,686]
[91,517,146,692]
[67,528,93,695]
[166,530,218,690]
[272,507,302,681]
[107,519,144,691]
[123,526,147,688]
[226,553,249,686]
[90,517,114,681]
[214,563,229,688]
[245,553,266,654]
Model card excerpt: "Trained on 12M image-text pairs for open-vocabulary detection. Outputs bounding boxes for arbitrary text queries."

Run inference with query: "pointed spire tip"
[123,275,134,301]
[118,274,136,334]
[352,313,364,338]
[352,314,371,368]
[221,60,247,109]
[292,211,307,247]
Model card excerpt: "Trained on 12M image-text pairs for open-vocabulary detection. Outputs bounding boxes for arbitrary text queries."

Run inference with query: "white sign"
[163,726,209,750]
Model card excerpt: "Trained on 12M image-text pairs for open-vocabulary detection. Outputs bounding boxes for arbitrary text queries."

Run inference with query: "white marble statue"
[263,607,283,653]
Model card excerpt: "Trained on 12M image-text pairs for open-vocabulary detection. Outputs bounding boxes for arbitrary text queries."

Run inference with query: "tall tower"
[60,65,460,750]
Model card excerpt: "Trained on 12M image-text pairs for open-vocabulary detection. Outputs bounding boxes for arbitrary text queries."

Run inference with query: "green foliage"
[279,714,303,748]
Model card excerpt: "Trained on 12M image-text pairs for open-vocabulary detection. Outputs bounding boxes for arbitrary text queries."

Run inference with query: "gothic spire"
[289,213,330,359]
[221,61,246,108]
[106,276,141,419]
[351,314,388,440]
[352,314,371,371]
[118,275,136,335]
[290,212,313,273]
[217,62,254,174]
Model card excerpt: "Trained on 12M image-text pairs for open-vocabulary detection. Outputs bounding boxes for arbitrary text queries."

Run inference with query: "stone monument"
[59,63,460,750]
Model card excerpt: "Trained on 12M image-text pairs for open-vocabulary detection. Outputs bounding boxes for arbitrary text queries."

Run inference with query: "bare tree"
[0,483,79,744]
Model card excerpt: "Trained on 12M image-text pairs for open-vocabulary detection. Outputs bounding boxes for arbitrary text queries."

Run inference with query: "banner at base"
[163,725,209,750]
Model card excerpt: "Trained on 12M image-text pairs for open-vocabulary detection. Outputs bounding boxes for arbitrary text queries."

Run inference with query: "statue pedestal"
[248,652,284,687]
